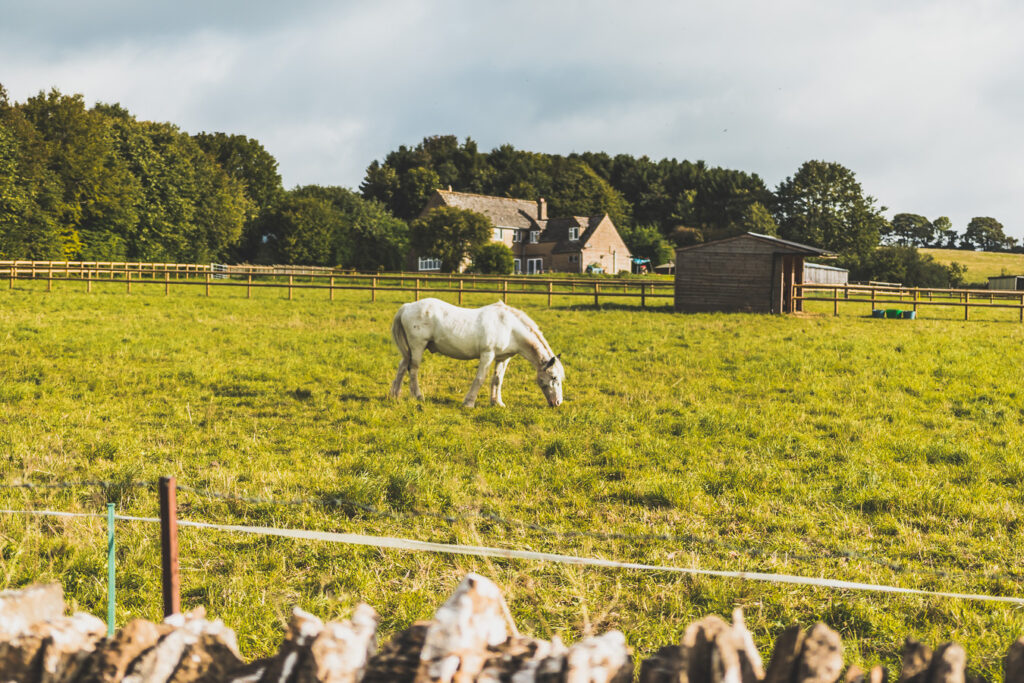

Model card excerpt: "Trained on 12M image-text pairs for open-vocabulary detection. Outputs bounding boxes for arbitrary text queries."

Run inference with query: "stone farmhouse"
[411,189,632,274]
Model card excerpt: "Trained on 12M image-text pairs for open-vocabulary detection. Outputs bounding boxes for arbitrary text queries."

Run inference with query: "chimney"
[537,197,547,221]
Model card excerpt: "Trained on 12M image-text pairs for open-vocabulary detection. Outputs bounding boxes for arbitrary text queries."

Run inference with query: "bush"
[471,242,514,274]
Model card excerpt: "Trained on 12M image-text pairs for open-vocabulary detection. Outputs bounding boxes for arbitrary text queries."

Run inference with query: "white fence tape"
[3,508,1022,606]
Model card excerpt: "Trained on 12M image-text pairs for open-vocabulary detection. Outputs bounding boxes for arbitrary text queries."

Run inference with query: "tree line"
[0,87,1014,286]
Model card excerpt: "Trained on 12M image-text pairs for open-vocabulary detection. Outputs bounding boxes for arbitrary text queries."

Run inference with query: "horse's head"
[536,355,564,407]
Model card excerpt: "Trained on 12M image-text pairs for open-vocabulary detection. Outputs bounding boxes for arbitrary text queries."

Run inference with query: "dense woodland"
[0,86,1017,285]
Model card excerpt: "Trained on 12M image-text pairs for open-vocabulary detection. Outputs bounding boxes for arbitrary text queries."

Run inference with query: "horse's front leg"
[464,351,495,408]
[490,358,511,407]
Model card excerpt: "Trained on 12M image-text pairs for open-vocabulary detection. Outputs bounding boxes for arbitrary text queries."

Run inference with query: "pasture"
[1,280,1023,678]
[920,248,1024,285]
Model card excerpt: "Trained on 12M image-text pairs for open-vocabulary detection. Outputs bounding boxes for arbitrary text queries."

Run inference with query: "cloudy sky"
[3,0,1022,237]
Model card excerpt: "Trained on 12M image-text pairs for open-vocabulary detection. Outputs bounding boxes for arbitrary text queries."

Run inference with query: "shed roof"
[675,232,836,257]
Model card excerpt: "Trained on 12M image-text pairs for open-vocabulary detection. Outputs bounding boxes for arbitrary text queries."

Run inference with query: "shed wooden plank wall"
[675,240,779,313]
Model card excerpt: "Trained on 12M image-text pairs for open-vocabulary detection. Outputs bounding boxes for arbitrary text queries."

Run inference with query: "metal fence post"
[107,502,116,637]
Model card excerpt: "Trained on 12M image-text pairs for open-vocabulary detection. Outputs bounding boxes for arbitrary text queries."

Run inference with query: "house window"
[529,230,540,244]
[569,253,579,264]
[512,230,522,243]
[492,228,501,240]
[568,227,580,241]
[418,257,441,271]
[513,258,521,274]
[527,258,543,275]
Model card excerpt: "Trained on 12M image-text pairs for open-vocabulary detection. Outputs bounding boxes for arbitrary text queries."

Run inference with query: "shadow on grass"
[555,302,677,314]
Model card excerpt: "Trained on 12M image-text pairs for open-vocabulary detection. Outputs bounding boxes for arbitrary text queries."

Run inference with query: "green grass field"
[2,279,1023,678]
[921,248,1024,285]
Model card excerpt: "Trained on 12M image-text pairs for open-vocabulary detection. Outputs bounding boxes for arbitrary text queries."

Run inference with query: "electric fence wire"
[2,478,1021,588]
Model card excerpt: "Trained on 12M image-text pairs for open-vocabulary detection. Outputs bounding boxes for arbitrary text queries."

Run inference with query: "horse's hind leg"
[408,345,426,401]
[389,356,409,399]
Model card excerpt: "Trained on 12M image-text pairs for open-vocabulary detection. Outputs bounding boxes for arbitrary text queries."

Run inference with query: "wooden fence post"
[964,292,970,321]
[641,283,646,308]
[205,272,211,297]
[288,274,293,300]
[372,276,377,302]
[502,279,508,303]
[126,271,132,294]
[547,281,553,307]
[247,274,252,299]
[458,279,463,306]
[159,477,180,618]
[1019,294,1023,323]
[329,276,335,302]
[86,269,92,293]
[415,278,420,301]
[594,282,599,307]
[870,287,875,314]
[164,271,170,296]
[833,287,838,316]
[9,266,13,289]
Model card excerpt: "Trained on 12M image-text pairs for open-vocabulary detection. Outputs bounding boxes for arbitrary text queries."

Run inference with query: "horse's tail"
[391,308,411,360]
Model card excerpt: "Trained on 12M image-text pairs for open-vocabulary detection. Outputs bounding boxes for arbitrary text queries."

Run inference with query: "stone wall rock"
[0,579,1019,683]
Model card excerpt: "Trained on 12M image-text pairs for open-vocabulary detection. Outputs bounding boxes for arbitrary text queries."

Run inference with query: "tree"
[0,107,65,259]
[471,242,514,274]
[410,206,492,272]
[619,224,673,266]
[290,185,408,270]
[961,216,1015,252]
[737,201,778,236]
[256,194,340,265]
[18,89,140,259]
[773,161,887,259]
[931,216,957,248]
[888,213,934,246]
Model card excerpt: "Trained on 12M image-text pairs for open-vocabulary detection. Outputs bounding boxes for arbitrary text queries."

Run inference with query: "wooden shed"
[674,233,834,314]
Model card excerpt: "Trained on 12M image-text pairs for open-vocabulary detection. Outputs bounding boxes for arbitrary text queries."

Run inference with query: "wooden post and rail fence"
[794,282,1024,322]
[7,260,1024,321]
[0,260,674,308]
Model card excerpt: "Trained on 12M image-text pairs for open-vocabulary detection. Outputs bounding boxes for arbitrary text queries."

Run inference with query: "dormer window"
[512,230,523,243]
[568,227,580,241]
[529,230,540,244]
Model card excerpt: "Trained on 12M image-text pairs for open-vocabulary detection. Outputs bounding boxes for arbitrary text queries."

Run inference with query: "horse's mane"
[503,304,554,359]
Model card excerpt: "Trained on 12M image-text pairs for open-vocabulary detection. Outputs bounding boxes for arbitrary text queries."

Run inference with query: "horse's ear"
[545,356,557,369]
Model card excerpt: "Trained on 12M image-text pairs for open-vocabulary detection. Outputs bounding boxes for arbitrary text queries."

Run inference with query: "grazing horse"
[390,298,564,408]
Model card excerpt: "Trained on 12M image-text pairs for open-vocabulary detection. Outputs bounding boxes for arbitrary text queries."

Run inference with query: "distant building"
[988,275,1024,290]
[411,189,632,274]
[674,232,834,314]
[804,262,849,285]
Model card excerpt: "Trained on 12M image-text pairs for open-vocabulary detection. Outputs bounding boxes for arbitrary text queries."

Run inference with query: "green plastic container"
[884,309,902,318]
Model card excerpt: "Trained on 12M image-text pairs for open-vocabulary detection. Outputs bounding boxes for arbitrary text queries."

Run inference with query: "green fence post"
[107,502,115,637]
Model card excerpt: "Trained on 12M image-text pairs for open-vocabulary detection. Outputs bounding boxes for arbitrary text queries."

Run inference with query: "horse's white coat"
[389,298,564,408]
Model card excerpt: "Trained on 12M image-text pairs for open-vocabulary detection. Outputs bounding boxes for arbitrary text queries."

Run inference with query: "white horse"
[389,298,564,408]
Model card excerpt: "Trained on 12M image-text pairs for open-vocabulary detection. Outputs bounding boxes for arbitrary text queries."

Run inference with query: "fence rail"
[796,282,1024,322]
[0,260,673,307]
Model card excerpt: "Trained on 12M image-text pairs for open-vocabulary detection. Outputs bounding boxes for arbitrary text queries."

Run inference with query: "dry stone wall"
[0,575,1021,683]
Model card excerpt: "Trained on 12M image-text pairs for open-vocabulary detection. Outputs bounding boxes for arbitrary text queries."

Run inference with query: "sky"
[2,0,1023,237]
